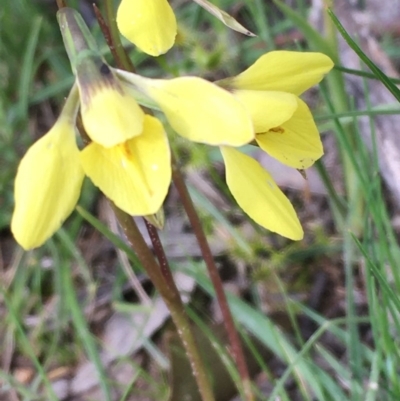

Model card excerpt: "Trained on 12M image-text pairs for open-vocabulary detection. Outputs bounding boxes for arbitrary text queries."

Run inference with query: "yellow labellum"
[231,51,334,96]
[234,90,298,133]
[80,115,171,215]
[117,0,177,56]
[80,85,144,148]
[140,76,254,146]
[221,146,303,240]
[11,120,84,250]
[256,98,323,169]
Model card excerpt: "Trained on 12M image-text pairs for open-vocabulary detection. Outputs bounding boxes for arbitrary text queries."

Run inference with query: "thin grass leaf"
[365,350,382,401]
[183,262,324,401]
[335,65,400,84]
[0,287,59,401]
[328,9,400,103]
[76,205,141,267]
[315,105,400,122]
[30,76,74,105]
[272,0,334,57]
[352,235,400,313]
[246,0,275,49]
[0,370,39,399]
[51,240,112,401]
[16,16,42,124]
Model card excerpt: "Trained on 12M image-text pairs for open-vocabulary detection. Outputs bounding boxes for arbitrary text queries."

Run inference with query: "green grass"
[2,0,400,400]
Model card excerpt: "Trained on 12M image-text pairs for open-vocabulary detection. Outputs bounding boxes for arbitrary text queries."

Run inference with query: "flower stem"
[111,205,215,401]
[143,219,175,287]
[100,1,135,72]
[171,159,254,401]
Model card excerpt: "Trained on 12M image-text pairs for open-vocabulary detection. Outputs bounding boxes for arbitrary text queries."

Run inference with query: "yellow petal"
[256,98,323,169]
[117,0,177,56]
[140,77,254,146]
[230,51,334,96]
[80,84,144,148]
[234,90,297,133]
[11,120,84,250]
[221,147,303,240]
[80,115,170,215]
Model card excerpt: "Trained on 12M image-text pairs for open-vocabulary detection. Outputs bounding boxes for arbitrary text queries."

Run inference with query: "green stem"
[112,205,216,401]
[102,0,135,72]
[172,159,254,401]
[323,4,363,236]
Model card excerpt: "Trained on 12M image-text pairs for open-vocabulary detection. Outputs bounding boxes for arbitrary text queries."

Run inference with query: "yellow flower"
[215,51,334,240]
[80,114,171,216]
[12,79,171,250]
[74,57,172,220]
[219,51,334,170]
[75,59,145,148]
[117,0,177,57]
[115,71,255,146]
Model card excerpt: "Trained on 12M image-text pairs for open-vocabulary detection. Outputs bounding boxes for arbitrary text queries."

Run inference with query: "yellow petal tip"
[117,0,177,56]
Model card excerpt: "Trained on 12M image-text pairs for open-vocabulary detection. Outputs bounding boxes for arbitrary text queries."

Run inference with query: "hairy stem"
[112,206,215,401]
[172,160,254,401]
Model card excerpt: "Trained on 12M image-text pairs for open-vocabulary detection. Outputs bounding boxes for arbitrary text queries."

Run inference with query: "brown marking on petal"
[122,142,133,157]
[269,126,285,134]
[297,169,307,179]
[99,63,112,76]
[77,57,123,107]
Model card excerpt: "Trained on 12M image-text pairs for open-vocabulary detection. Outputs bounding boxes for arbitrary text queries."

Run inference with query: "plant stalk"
[143,219,175,287]
[101,1,135,72]
[172,160,254,401]
[112,205,216,401]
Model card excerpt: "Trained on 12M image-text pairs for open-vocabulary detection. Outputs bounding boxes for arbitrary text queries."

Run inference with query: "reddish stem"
[172,161,254,401]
